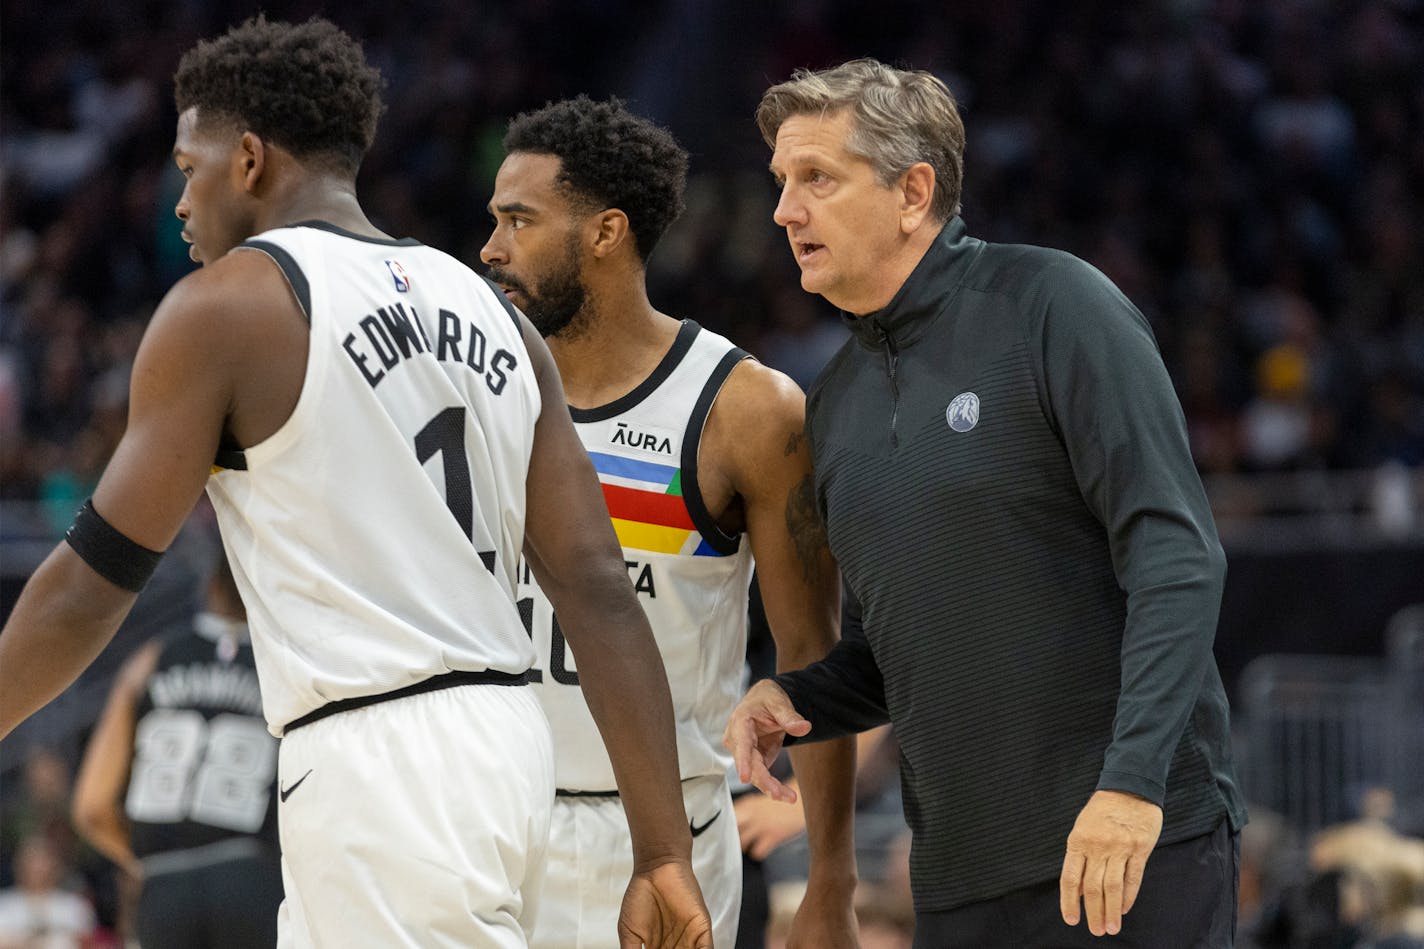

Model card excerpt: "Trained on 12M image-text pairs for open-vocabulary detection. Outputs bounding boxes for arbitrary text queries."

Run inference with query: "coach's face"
[481,152,590,339]
[172,107,258,266]
[770,109,914,315]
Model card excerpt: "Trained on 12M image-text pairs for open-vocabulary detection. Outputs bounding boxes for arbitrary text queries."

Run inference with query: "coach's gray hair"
[757,58,965,222]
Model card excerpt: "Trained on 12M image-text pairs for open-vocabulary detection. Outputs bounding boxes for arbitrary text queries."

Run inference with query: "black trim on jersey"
[241,240,311,323]
[679,347,751,556]
[281,668,530,734]
[569,320,700,423]
[212,444,248,470]
[481,276,524,334]
[289,219,422,246]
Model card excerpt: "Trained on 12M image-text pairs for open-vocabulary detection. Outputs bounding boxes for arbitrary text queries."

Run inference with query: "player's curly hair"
[174,15,383,174]
[504,96,688,262]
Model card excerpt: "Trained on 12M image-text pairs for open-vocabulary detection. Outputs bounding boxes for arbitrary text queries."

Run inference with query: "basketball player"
[72,549,284,949]
[481,97,858,949]
[0,17,710,948]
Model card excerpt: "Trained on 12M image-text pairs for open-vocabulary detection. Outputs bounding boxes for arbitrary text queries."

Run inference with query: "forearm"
[75,810,138,874]
[1038,260,1230,801]
[776,635,857,884]
[786,739,857,882]
[0,545,136,739]
[1100,542,1226,802]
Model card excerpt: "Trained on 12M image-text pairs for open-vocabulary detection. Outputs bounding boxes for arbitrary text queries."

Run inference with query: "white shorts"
[275,682,554,948]
[529,773,740,949]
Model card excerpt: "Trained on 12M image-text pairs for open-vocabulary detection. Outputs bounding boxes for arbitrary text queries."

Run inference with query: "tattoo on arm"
[785,473,828,584]
[783,430,804,457]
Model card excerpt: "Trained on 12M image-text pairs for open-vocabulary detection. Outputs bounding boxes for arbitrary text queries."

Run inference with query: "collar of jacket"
[840,215,974,351]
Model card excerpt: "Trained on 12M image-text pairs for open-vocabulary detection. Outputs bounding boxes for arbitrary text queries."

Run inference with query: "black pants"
[914,821,1240,949]
[137,853,284,949]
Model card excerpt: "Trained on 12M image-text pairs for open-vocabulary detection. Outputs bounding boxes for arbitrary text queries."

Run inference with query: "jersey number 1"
[415,407,497,574]
[415,407,473,538]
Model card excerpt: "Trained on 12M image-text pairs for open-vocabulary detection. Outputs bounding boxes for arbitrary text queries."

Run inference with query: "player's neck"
[549,288,681,410]
[257,177,389,241]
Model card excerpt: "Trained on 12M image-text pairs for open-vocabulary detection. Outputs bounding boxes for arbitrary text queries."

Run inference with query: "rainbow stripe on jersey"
[589,450,725,557]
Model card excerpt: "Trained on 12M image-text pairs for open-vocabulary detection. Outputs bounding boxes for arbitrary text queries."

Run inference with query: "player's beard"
[492,233,589,341]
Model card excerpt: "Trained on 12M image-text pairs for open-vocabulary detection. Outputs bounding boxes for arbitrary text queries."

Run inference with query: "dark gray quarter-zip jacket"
[775,217,1247,913]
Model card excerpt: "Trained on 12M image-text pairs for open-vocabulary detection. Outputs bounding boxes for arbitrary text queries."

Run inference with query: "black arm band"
[64,498,163,593]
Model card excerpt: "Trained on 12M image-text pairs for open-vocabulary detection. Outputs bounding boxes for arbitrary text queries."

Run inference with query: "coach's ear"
[588,208,631,260]
[898,161,935,235]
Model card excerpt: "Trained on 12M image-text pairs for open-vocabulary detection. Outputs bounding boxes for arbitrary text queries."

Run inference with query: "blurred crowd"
[3,0,1424,524]
[0,750,115,947]
[3,0,1424,945]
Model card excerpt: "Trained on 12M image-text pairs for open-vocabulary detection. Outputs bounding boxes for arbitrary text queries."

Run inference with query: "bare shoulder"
[130,249,306,449]
[703,358,811,492]
[712,359,807,447]
[155,249,299,337]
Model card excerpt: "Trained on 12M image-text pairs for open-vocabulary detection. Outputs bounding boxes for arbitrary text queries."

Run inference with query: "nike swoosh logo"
[689,809,722,838]
[279,769,312,802]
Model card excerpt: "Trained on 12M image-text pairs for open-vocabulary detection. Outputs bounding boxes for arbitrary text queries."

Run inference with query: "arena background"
[1,2,1422,946]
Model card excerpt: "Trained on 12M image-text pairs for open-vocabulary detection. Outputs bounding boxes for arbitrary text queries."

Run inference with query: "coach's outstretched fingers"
[1058,789,1162,937]
[618,861,714,948]
[722,679,811,804]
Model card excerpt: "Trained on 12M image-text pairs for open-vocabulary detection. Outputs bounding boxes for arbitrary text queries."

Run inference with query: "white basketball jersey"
[519,321,755,789]
[206,222,541,734]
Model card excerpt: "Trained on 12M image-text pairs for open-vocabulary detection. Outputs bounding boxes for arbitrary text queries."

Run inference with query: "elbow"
[774,638,837,673]
[71,798,105,839]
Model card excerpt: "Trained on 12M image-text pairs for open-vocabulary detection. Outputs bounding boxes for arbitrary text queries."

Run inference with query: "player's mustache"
[485,267,526,295]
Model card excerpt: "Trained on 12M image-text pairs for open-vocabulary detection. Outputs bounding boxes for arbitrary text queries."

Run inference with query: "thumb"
[776,710,811,737]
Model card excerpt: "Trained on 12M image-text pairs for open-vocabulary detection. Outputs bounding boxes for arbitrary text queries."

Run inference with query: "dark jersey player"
[73,551,283,949]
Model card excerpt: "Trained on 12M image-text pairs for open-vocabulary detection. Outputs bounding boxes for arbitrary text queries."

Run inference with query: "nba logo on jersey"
[385,259,412,293]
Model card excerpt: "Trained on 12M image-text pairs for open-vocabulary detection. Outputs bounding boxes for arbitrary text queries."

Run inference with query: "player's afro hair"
[504,96,688,262]
[174,15,383,174]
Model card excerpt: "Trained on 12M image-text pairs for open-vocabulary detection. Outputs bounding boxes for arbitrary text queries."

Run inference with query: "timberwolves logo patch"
[946,392,980,432]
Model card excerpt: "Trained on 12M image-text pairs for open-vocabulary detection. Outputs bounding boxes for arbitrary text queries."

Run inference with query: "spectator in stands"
[0,750,81,884]
[0,834,97,949]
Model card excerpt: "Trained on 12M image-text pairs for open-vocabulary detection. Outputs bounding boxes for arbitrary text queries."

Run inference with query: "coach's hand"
[722,679,811,804]
[1059,789,1162,937]
[619,859,714,948]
